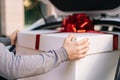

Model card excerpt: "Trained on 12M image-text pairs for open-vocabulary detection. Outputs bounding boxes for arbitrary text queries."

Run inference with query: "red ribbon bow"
[61,13,94,32]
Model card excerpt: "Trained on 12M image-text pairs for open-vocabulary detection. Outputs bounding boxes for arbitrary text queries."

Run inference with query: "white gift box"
[18,50,120,80]
[16,31,117,55]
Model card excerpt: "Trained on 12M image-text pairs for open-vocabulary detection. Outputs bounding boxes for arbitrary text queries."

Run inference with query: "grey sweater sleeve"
[0,37,11,46]
[0,43,68,80]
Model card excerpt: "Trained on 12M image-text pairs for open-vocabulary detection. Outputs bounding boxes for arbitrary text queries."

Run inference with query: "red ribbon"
[61,13,94,32]
[35,34,40,50]
[113,35,118,50]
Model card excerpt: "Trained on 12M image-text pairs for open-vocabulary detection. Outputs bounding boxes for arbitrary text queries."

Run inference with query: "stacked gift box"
[16,30,120,55]
[16,29,120,80]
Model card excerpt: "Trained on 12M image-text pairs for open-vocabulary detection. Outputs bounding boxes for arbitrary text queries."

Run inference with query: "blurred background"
[0,0,55,36]
[0,0,120,36]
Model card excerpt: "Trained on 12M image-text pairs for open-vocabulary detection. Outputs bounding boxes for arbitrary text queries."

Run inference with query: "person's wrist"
[62,46,70,59]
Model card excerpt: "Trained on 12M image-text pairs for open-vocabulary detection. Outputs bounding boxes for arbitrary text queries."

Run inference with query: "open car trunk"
[31,0,120,31]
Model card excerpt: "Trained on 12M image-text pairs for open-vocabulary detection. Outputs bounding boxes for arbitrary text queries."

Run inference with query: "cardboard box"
[18,50,120,80]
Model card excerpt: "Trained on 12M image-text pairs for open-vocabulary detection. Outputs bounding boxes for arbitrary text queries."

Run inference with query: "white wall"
[0,0,24,35]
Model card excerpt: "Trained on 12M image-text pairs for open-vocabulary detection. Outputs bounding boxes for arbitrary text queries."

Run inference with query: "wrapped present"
[16,30,115,55]
[16,14,119,55]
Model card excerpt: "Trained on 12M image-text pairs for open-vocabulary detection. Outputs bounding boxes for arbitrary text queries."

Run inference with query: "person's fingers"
[77,41,89,50]
[67,34,76,41]
[78,54,87,58]
[78,47,89,54]
[75,38,88,46]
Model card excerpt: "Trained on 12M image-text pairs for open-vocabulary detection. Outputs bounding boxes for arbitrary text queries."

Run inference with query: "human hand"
[9,30,19,45]
[63,34,89,60]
